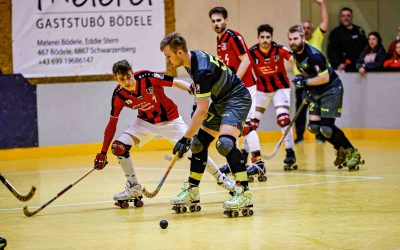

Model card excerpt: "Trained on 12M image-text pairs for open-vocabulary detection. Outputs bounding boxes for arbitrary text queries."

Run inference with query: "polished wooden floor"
[1,140,400,249]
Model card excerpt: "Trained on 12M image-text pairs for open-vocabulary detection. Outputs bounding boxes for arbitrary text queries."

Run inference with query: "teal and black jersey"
[293,44,339,93]
[186,50,246,103]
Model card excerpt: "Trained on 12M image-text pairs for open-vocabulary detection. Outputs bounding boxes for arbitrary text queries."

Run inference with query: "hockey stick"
[0,173,36,202]
[261,96,309,160]
[23,168,95,217]
[142,154,179,198]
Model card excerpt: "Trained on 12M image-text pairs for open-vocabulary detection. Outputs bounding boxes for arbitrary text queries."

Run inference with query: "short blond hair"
[160,32,188,53]
[288,25,305,37]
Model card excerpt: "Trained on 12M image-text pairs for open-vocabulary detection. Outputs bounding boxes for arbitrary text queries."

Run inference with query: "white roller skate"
[114,182,144,209]
[246,160,267,182]
[171,182,201,213]
[217,173,236,192]
[223,185,253,218]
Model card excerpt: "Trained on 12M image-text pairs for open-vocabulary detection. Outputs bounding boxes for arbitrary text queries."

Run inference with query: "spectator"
[387,26,400,57]
[356,31,387,75]
[328,7,367,72]
[384,40,400,70]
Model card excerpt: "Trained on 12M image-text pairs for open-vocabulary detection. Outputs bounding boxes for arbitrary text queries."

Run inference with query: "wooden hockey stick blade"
[261,97,309,160]
[0,174,37,202]
[23,168,95,217]
[142,154,179,198]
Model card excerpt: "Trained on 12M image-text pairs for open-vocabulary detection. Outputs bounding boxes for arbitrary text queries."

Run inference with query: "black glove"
[292,75,308,89]
[173,137,192,158]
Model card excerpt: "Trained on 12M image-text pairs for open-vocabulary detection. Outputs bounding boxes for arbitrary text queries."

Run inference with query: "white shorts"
[246,85,257,120]
[256,88,291,109]
[118,116,187,148]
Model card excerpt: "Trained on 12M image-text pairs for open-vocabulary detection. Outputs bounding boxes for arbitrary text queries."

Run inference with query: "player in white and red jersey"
[248,24,297,172]
[209,7,264,178]
[93,60,235,207]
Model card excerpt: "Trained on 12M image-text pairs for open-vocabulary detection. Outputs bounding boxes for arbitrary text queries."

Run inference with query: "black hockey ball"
[159,220,168,229]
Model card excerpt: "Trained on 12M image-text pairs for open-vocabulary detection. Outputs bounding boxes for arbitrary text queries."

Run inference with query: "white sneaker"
[113,182,142,201]
[217,173,235,191]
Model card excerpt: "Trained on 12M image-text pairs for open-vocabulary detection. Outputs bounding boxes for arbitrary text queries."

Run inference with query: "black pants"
[295,88,308,139]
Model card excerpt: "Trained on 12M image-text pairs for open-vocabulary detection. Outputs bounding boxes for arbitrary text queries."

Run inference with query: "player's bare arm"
[184,98,209,139]
[305,71,330,86]
[172,79,191,91]
[236,53,251,79]
[316,0,329,32]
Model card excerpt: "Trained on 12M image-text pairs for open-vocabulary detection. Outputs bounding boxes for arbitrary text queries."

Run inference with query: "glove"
[173,137,192,158]
[292,75,308,89]
[94,152,108,170]
[250,118,260,131]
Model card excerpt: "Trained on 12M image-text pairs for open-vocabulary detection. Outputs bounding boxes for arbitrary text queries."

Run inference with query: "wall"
[174,0,301,76]
[33,73,400,146]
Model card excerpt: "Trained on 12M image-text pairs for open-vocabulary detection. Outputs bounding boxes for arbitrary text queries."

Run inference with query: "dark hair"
[112,60,132,75]
[366,31,383,53]
[288,25,305,37]
[209,7,228,19]
[390,40,400,59]
[160,32,188,53]
[257,24,274,36]
[340,7,353,14]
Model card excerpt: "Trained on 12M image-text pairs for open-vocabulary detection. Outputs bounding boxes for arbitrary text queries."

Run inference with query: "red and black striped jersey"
[110,70,179,124]
[249,42,292,92]
[216,29,255,87]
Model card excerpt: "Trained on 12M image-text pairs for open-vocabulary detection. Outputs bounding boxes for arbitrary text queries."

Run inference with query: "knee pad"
[307,121,320,134]
[191,129,214,154]
[320,126,333,138]
[241,122,253,136]
[216,135,236,156]
[111,140,131,158]
[276,113,290,128]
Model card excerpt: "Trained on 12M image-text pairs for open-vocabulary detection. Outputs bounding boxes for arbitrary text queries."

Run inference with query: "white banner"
[12,0,166,78]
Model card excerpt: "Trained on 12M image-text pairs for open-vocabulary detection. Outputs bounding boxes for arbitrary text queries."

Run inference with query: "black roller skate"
[114,183,144,208]
[246,160,267,182]
[283,148,297,171]
[343,148,365,171]
[334,147,347,169]
[171,182,201,213]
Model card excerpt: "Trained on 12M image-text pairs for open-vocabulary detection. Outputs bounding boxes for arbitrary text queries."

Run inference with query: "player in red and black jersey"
[209,7,264,178]
[93,60,235,207]
[248,24,297,172]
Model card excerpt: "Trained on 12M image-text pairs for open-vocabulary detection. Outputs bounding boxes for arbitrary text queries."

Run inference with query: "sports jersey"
[249,42,292,93]
[186,50,246,102]
[216,29,256,87]
[293,43,339,93]
[101,71,179,152]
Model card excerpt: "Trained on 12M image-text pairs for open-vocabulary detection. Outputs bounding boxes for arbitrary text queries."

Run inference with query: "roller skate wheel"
[223,211,230,217]
[338,165,343,169]
[360,160,365,164]
[116,201,129,209]
[181,206,187,213]
[172,206,180,213]
[196,205,201,212]
[134,199,144,208]
[242,209,248,216]
[293,165,298,170]
[248,210,254,216]
[248,176,254,182]
[189,205,196,212]
[258,175,267,182]
[232,211,239,218]
[284,165,289,171]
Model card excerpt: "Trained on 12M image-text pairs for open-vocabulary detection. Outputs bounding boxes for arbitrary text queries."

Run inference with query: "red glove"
[94,152,108,170]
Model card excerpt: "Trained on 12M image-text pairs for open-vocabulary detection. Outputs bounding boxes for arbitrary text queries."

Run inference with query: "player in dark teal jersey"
[288,25,364,171]
[160,32,254,216]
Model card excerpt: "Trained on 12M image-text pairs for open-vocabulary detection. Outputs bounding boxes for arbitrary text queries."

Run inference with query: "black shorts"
[203,87,252,132]
[308,79,343,118]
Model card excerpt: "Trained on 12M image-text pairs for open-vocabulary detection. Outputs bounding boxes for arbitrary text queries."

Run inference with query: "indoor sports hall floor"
[1,139,400,249]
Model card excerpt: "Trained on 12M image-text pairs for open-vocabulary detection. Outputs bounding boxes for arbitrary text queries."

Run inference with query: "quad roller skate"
[343,148,365,171]
[171,182,201,213]
[217,173,236,192]
[223,185,253,218]
[246,160,267,182]
[283,148,297,171]
[114,183,144,209]
[334,147,347,169]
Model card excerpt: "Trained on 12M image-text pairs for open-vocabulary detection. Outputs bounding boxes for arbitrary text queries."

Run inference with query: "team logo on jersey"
[146,86,153,94]
[195,84,201,94]
[125,99,133,105]
[274,55,280,62]
[153,73,164,79]
[314,65,321,73]
[221,42,227,50]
